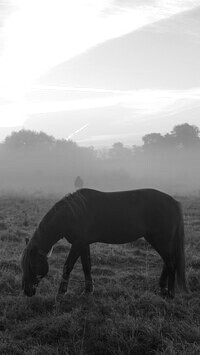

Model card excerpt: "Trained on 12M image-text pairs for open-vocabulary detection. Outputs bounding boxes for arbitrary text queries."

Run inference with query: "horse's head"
[21,242,49,297]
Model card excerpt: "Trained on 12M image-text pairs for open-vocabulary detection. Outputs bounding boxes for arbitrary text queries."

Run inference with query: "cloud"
[0,0,18,56]
[151,5,200,44]
[122,88,200,116]
[77,132,137,146]
[0,0,17,28]
[1,0,200,101]
[27,86,200,117]
[112,0,156,8]
[19,85,200,147]
[103,0,200,18]
[1,86,200,129]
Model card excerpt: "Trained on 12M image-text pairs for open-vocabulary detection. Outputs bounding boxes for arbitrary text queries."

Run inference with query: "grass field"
[0,193,200,354]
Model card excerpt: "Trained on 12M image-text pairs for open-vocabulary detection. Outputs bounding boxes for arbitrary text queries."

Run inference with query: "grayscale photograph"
[0,1,200,353]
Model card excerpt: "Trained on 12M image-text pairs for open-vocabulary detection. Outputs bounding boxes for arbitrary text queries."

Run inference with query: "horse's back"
[77,188,181,243]
[79,188,179,215]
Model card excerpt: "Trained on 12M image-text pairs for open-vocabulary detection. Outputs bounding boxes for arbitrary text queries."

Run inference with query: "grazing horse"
[21,188,187,299]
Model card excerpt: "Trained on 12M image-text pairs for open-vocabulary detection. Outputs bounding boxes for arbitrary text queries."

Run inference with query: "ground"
[0,193,200,354]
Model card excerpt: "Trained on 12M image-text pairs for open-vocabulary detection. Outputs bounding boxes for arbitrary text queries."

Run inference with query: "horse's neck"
[33,226,60,255]
[33,199,72,254]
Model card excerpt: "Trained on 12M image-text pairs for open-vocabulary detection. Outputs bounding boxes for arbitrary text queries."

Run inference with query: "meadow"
[0,193,200,354]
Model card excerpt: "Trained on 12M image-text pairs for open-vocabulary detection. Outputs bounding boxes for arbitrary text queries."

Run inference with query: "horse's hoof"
[55,293,66,303]
[87,293,95,304]
[160,289,174,299]
[167,292,175,299]
[0,323,6,332]
[79,289,94,298]
[159,287,168,297]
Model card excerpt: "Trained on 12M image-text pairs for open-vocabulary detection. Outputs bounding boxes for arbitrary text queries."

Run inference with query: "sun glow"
[0,0,199,129]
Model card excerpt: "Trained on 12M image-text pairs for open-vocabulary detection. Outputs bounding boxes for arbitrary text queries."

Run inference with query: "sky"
[0,0,200,146]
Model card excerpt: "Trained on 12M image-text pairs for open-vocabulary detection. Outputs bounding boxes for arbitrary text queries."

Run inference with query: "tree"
[3,130,55,150]
[142,133,165,152]
[142,133,164,146]
[109,142,132,160]
[170,123,200,149]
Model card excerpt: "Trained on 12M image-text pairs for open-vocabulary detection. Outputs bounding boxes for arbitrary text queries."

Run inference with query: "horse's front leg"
[80,245,94,294]
[57,241,82,297]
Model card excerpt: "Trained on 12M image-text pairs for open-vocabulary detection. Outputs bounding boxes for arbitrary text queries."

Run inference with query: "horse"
[21,188,187,299]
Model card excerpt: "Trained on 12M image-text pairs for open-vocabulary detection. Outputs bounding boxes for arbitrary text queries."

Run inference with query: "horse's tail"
[176,203,188,293]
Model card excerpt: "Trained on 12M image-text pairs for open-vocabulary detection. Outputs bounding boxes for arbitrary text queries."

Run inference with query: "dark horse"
[21,188,187,299]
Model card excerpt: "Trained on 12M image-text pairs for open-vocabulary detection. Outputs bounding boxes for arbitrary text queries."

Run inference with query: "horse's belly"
[95,226,145,244]
[100,235,142,244]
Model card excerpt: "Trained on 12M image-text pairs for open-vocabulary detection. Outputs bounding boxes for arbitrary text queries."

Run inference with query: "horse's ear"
[25,237,29,246]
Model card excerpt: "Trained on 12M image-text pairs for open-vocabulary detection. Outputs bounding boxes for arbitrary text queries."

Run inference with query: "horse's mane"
[21,238,36,280]
[63,190,87,216]
[38,189,87,233]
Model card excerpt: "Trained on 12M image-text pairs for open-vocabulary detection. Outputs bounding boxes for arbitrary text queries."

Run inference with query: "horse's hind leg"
[159,264,168,295]
[144,233,176,298]
[166,262,176,299]
[161,260,176,298]
[80,245,94,294]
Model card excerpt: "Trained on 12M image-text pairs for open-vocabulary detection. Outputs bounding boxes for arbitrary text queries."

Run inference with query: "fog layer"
[0,123,199,195]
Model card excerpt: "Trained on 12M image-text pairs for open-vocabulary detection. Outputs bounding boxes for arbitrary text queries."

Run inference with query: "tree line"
[0,122,199,194]
[2,122,200,156]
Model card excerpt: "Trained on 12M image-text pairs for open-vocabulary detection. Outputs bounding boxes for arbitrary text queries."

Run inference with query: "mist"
[0,123,199,196]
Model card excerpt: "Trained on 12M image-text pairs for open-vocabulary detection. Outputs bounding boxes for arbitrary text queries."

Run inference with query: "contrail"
[66,123,89,140]
[32,84,134,95]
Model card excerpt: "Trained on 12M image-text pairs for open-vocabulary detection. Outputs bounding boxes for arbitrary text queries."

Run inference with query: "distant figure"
[74,176,84,190]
